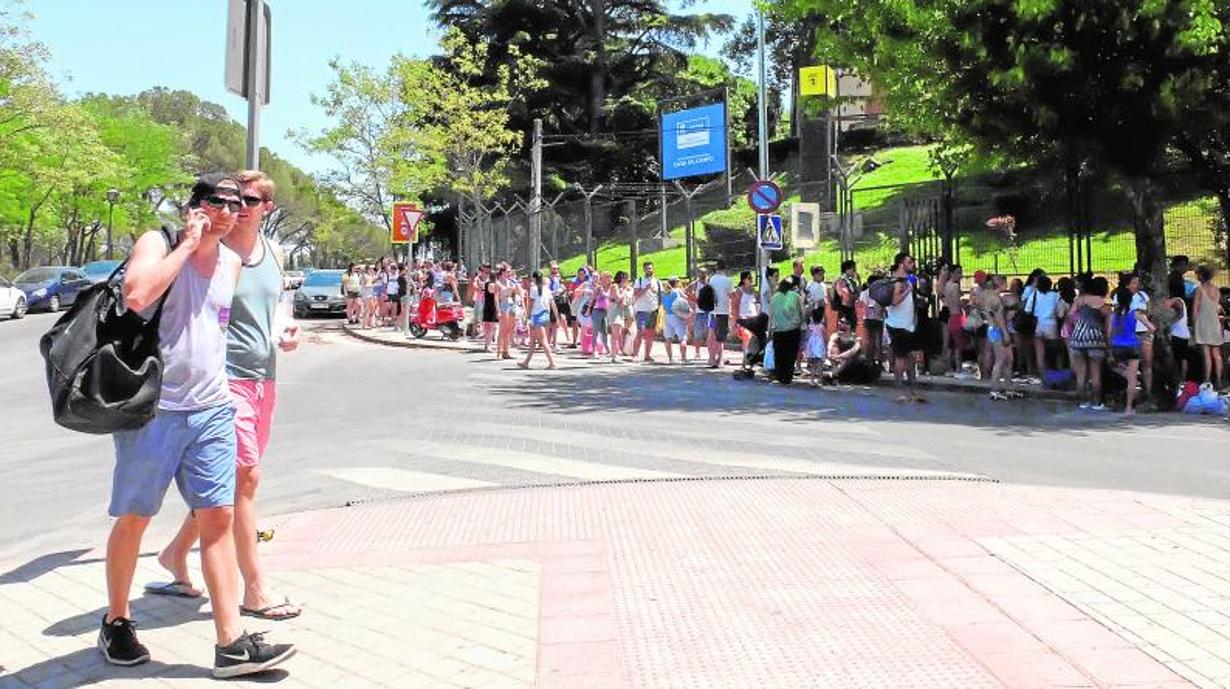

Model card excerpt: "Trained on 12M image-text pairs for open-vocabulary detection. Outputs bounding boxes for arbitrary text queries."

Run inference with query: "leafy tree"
[428,0,734,184]
[775,0,1222,291]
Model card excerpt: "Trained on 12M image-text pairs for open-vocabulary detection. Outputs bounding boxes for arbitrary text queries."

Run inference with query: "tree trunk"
[22,210,36,270]
[7,238,18,268]
[1124,175,1179,409]
[588,0,607,134]
[1124,176,1167,293]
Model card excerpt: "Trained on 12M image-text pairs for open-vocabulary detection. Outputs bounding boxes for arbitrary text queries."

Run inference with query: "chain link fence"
[457,168,1228,285]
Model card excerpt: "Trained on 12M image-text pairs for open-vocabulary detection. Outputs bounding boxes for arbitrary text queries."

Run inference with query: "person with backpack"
[860,269,887,365]
[663,278,691,364]
[101,174,295,678]
[690,267,712,362]
[883,252,925,403]
[154,168,305,632]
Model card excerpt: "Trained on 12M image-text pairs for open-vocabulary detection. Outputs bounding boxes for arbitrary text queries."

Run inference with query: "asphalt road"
[2,309,1228,565]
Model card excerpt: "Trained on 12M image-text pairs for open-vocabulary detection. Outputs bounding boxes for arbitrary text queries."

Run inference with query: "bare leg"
[106,515,151,622]
[1073,353,1088,404]
[159,513,199,589]
[1124,360,1139,414]
[1140,339,1153,399]
[543,330,557,368]
[196,506,242,646]
[1090,359,1104,405]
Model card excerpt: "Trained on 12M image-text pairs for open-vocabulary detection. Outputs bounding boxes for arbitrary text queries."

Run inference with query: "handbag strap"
[146,226,180,328]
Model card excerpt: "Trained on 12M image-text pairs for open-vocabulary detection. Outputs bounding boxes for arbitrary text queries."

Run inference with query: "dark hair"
[1197,265,1215,283]
[1112,286,1133,316]
[668,277,679,288]
[778,278,793,294]
[1010,278,1024,297]
[643,261,653,270]
[1056,277,1076,303]
[891,252,910,271]
[614,270,627,284]
[766,266,779,278]
[949,264,962,273]
[715,259,727,271]
[840,260,856,273]
[1118,271,1138,289]
[739,271,752,284]
[810,307,825,324]
[1089,276,1110,298]
[1026,268,1045,286]
[1035,275,1052,293]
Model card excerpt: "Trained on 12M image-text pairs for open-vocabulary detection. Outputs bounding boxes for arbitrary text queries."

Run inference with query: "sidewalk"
[2,477,1227,688]
[342,321,1078,401]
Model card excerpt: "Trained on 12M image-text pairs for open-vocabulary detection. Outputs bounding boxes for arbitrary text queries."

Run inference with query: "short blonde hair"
[234,169,276,201]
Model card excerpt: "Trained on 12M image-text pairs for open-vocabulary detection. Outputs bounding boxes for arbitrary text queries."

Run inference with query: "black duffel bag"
[39,228,174,434]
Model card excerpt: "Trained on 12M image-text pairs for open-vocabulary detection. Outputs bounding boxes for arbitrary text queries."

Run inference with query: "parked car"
[293,269,346,318]
[14,266,91,312]
[283,270,305,291]
[0,275,27,320]
[81,259,123,284]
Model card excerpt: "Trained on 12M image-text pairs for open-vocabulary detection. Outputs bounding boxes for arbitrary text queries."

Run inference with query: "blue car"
[81,259,123,284]
[14,266,92,313]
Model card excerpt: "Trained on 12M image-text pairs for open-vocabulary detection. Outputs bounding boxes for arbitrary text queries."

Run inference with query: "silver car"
[293,269,346,318]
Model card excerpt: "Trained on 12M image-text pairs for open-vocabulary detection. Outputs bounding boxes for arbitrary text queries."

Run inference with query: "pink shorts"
[228,379,277,468]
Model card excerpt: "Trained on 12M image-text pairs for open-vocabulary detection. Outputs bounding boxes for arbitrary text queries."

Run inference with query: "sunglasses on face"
[241,194,266,208]
[202,196,242,213]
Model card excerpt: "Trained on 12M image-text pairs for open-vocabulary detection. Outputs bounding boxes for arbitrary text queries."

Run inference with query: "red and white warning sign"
[391,203,425,244]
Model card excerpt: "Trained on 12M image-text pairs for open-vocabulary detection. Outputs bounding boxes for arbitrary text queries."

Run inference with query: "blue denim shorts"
[109,405,237,517]
[635,310,656,331]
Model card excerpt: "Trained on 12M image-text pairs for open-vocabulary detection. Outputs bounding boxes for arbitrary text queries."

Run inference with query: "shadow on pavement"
[43,592,212,638]
[467,357,1226,437]
[0,647,289,687]
[0,549,90,585]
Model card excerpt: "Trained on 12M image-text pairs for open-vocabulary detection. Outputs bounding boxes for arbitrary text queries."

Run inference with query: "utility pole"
[626,199,639,280]
[244,0,263,168]
[660,184,669,239]
[576,184,603,268]
[529,119,544,270]
[755,8,770,290]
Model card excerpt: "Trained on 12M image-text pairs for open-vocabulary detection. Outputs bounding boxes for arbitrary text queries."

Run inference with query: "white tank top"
[156,247,237,411]
[1171,299,1191,339]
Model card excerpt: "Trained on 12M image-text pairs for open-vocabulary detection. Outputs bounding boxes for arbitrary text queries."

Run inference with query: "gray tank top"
[226,236,283,380]
[157,246,237,411]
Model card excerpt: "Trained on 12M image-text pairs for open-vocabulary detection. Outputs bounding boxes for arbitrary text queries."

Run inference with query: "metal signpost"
[226,0,271,169]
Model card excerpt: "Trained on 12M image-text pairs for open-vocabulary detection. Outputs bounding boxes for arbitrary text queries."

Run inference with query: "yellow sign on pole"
[799,66,838,97]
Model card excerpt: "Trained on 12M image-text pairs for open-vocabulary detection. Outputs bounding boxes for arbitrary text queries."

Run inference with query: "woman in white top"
[518,270,557,370]
[731,270,759,356]
[1030,275,1062,375]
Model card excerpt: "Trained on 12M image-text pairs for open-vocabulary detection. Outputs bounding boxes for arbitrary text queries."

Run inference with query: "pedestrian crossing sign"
[758,214,783,251]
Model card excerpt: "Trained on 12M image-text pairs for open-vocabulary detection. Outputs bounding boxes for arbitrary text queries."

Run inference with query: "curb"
[341,322,1079,402]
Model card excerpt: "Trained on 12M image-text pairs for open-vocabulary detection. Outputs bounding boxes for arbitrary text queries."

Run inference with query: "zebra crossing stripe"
[371,438,689,482]
[315,467,494,494]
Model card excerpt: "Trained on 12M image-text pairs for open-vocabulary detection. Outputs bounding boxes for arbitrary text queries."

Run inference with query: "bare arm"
[891,280,909,306]
[123,221,202,313]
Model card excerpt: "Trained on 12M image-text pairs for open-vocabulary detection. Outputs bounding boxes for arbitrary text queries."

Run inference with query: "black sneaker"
[97,615,150,666]
[212,631,296,679]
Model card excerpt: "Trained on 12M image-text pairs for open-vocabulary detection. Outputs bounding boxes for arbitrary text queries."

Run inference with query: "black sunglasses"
[202,196,242,212]
[241,194,266,208]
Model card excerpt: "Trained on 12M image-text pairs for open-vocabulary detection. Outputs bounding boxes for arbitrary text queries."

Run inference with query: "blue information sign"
[660,102,728,181]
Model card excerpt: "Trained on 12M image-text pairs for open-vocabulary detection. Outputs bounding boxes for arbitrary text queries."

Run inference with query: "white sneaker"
[1090,403,1108,412]
[1078,402,1091,410]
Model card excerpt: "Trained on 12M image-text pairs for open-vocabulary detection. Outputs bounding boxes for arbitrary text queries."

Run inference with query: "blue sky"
[25,0,754,174]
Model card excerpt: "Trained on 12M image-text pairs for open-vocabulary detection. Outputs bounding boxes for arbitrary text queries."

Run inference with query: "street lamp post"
[105,188,120,260]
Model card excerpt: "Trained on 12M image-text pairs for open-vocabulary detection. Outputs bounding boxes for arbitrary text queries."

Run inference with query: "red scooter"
[408,289,464,340]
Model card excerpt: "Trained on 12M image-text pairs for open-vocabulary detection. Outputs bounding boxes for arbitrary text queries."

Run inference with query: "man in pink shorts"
[152,169,302,621]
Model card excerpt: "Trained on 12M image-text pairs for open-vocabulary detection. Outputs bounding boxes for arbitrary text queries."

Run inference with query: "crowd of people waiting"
[341,252,1230,417]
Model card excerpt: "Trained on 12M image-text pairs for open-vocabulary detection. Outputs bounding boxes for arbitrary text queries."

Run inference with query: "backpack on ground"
[697,284,716,312]
[39,227,177,434]
[868,278,897,308]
